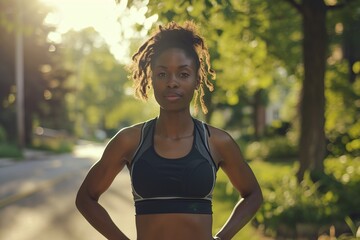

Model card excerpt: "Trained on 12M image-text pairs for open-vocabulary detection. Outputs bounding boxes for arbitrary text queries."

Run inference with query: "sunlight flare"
[39,0,157,63]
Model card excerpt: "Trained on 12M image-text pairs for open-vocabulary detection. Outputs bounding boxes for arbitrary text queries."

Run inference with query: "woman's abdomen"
[135,213,213,240]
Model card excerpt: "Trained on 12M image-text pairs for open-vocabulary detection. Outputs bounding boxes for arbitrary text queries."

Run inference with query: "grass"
[212,160,294,240]
[0,136,74,160]
[0,143,23,158]
[250,160,295,188]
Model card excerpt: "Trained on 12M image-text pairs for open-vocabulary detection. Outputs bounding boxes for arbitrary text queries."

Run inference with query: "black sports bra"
[129,118,218,215]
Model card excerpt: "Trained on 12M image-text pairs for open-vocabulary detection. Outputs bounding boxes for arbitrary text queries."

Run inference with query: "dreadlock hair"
[128,21,216,114]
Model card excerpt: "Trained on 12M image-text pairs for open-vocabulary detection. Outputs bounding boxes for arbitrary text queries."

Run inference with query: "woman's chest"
[131,148,215,198]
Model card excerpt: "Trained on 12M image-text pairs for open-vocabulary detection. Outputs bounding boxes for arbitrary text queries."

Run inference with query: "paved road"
[0,142,136,240]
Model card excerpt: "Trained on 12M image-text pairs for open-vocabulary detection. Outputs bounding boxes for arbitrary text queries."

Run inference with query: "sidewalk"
[0,149,72,208]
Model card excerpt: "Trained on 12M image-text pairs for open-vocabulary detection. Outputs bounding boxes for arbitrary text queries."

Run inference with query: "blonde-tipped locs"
[128,21,216,114]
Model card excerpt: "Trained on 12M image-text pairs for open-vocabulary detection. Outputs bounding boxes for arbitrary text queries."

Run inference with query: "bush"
[0,143,23,158]
[244,136,298,161]
[32,137,74,153]
[266,120,291,136]
[32,127,74,153]
[0,125,6,143]
[255,156,360,238]
[327,132,360,158]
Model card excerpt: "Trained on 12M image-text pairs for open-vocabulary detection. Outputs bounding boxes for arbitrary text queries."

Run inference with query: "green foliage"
[32,135,74,153]
[0,143,22,158]
[0,125,6,143]
[60,28,157,139]
[210,153,360,239]
[325,156,360,183]
[244,136,298,161]
[255,156,360,238]
[264,0,302,74]
[326,62,360,157]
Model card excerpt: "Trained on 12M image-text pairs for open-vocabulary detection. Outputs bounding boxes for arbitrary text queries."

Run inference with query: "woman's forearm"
[76,196,129,240]
[214,189,263,240]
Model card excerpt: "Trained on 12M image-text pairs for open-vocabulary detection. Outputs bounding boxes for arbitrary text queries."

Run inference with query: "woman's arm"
[210,128,263,240]
[75,127,140,240]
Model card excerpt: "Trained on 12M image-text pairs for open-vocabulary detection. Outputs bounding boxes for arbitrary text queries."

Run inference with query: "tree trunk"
[253,89,266,139]
[296,0,327,181]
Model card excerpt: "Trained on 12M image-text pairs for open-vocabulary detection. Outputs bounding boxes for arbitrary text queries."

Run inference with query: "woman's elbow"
[75,187,99,212]
[75,190,83,211]
[75,188,88,212]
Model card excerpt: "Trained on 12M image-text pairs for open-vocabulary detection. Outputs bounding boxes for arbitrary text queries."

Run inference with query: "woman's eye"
[179,72,190,78]
[157,72,166,78]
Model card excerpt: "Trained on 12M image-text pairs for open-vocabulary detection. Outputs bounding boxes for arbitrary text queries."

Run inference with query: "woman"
[76,21,263,240]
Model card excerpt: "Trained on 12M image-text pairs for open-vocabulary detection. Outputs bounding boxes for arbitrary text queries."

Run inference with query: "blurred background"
[0,0,359,239]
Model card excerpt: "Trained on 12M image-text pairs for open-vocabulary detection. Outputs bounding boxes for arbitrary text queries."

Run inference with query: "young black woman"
[76,21,263,240]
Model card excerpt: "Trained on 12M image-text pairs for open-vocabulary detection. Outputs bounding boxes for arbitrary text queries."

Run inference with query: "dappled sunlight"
[1,205,51,240]
[39,0,157,63]
[73,141,105,161]
[0,174,106,240]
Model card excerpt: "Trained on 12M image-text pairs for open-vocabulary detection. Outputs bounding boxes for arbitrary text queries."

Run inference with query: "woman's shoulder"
[201,123,238,165]
[105,120,150,158]
[204,123,234,143]
[111,121,146,143]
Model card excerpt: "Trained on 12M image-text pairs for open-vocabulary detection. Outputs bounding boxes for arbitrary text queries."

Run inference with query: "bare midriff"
[135,213,213,240]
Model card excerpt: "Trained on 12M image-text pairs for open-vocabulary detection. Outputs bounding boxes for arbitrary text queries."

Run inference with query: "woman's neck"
[155,111,194,139]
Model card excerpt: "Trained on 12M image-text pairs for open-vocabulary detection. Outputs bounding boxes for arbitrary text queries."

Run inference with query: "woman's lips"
[164,92,181,101]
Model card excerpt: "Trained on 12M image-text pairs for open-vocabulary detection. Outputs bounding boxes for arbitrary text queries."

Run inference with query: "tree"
[283,0,360,181]
[0,0,72,145]
[60,28,157,139]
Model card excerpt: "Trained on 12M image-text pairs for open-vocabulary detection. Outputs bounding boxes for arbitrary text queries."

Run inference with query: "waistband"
[135,198,212,215]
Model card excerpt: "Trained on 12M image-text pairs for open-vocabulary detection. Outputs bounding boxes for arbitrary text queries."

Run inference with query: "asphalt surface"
[0,143,137,240]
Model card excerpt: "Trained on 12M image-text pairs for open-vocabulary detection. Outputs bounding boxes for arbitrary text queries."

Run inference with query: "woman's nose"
[167,74,179,88]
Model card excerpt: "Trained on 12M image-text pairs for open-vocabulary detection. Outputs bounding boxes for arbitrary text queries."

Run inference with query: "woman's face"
[151,48,199,112]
